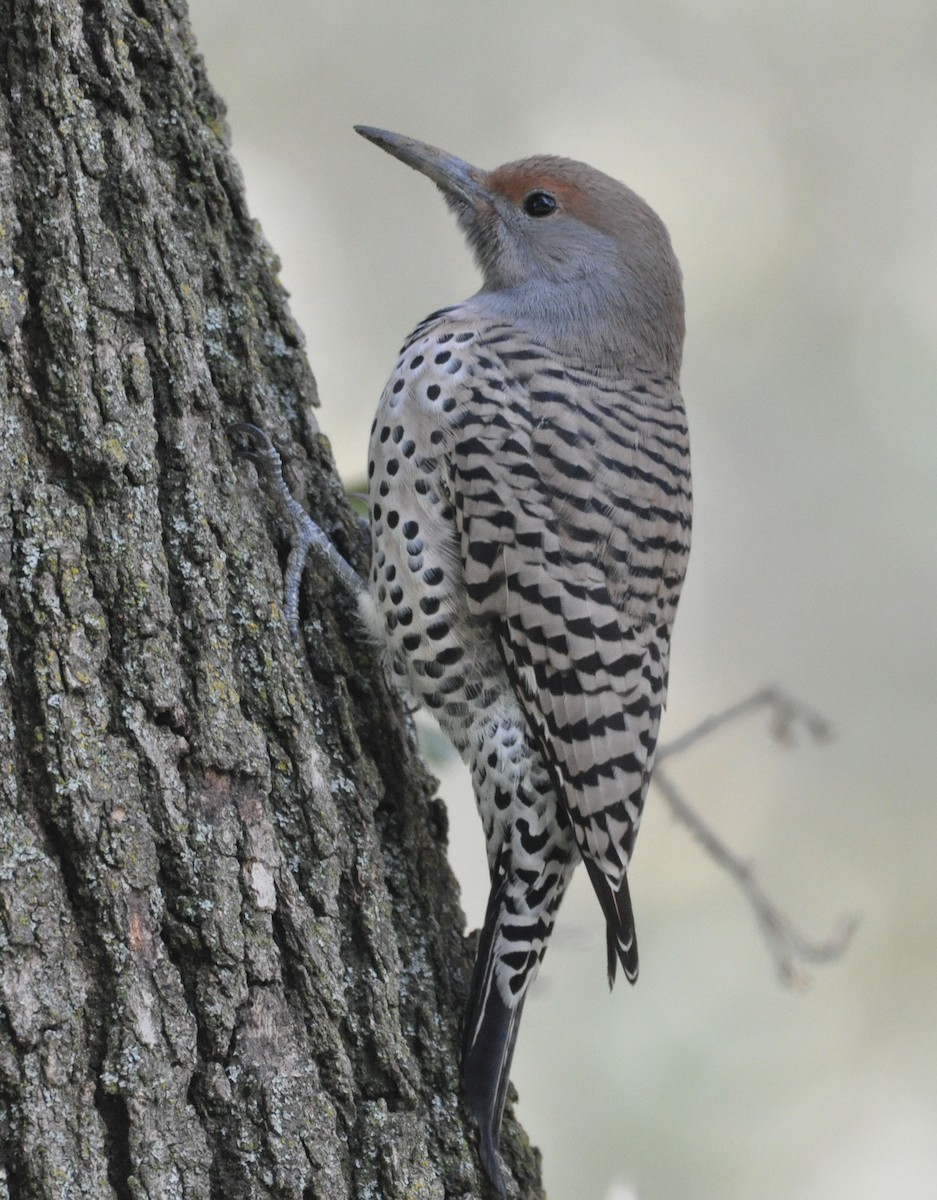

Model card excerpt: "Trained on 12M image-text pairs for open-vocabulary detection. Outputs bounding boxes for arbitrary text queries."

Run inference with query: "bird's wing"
[450,340,691,982]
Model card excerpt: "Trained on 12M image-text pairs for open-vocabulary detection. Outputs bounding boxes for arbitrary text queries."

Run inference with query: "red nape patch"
[485,158,603,225]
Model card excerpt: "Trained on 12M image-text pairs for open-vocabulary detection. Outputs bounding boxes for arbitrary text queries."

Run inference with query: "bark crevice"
[92,1081,133,1200]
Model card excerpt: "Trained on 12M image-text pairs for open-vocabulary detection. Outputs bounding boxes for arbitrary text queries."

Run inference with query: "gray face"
[356,127,685,376]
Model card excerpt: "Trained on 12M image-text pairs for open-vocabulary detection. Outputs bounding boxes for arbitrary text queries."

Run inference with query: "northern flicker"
[235,126,690,1196]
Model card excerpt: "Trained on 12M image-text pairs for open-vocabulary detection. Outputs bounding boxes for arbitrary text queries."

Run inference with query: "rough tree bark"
[0,1,543,1196]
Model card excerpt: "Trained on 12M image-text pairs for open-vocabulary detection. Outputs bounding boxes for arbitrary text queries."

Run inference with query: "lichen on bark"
[0,1,543,1196]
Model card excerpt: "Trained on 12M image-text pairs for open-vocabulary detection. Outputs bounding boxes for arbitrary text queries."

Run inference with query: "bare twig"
[656,685,832,765]
[654,687,857,986]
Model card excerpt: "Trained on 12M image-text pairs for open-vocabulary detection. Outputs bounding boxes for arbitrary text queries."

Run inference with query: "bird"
[354,126,691,1193]
[235,126,691,1196]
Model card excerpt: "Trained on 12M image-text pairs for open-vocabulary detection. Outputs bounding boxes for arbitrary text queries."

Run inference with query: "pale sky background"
[186,3,937,1197]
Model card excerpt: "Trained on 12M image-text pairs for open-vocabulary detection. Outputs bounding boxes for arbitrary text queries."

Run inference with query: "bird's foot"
[228,423,365,639]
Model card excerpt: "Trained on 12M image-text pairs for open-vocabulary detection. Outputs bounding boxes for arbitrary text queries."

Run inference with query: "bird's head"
[356,126,684,378]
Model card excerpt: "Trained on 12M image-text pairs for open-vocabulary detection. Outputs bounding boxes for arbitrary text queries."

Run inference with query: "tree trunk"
[0,2,543,1196]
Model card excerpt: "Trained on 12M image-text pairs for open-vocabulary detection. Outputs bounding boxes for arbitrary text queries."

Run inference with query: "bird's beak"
[355,126,490,209]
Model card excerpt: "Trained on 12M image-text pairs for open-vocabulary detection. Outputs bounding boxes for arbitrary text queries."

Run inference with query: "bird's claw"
[228,421,367,641]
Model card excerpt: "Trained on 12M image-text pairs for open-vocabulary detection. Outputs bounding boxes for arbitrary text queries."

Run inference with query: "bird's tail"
[582,855,639,987]
[461,878,529,1198]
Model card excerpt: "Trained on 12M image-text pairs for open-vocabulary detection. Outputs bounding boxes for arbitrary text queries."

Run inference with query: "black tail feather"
[583,857,639,987]
[461,879,525,1197]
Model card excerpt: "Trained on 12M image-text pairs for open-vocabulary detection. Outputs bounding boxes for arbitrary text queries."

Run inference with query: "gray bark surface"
[0,1,544,1196]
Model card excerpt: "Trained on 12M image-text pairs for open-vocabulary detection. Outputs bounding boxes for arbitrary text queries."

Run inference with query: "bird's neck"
[465,279,682,382]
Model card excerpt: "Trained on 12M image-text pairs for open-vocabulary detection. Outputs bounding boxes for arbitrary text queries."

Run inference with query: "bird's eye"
[522,190,558,218]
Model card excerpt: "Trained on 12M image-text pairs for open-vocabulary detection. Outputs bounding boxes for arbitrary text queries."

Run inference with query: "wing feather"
[448,333,689,977]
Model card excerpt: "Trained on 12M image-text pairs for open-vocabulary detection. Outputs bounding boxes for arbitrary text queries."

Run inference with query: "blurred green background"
[186,2,937,1196]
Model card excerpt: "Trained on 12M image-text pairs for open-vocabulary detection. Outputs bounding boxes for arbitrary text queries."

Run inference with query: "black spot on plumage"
[423,566,444,585]
[427,384,441,401]
[372,503,382,520]
[607,652,644,677]
[436,645,464,666]
[516,819,551,853]
[397,606,413,626]
[435,350,451,365]
[430,429,444,445]
[486,509,515,531]
[538,442,592,481]
[527,875,560,908]
[410,354,424,368]
[379,481,389,497]
[497,346,543,364]
[392,425,404,443]
[603,799,631,825]
[567,616,608,641]
[368,461,375,478]
[500,951,532,974]
[502,918,550,945]
[402,439,416,457]
[384,563,396,581]
[628,561,665,580]
[516,528,542,549]
[389,585,403,605]
[437,672,466,697]
[403,632,421,652]
[466,574,504,604]
[457,435,487,457]
[402,520,419,538]
[564,522,595,545]
[386,459,399,477]
[468,540,500,569]
[420,595,441,615]
[392,379,404,395]
[442,396,457,412]
[387,510,399,528]
[506,459,538,481]
[522,624,567,656]
[458,461,495,484]
[511,576,562,615]
[559,709,627,742]
[427,620,450,641]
